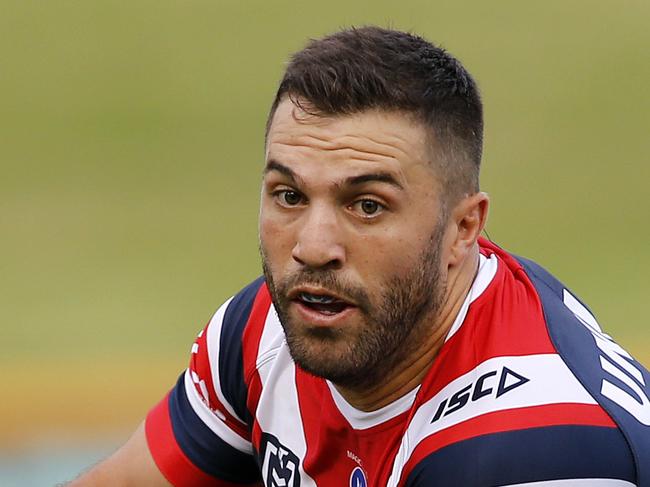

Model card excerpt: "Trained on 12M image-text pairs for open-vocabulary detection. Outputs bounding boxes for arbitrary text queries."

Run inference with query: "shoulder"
[480,240,650,431]
[396,240,650,486]
[189,276,273,424]
[510,249,650,424]
[488,240,650,483]
[144,277,272,485]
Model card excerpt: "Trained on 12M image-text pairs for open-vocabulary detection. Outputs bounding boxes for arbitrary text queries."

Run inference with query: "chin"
[286,328,353,373]
[284,327,382,389]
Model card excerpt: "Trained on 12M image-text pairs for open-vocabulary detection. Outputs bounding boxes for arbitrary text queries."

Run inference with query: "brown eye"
[351,199,384,217]
[361,200,379,214]
[279,190,302,206]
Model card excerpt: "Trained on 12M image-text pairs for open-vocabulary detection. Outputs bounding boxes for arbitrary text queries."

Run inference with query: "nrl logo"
[260,433,301,487]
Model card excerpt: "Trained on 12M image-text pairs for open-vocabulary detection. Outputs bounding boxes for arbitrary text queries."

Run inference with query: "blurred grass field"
[1,0,649,452]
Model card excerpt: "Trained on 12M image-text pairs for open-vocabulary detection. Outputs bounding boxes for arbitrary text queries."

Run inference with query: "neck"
[333,246,480,412]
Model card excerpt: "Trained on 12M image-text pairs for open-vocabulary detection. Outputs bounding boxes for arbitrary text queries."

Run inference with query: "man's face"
[259,99,450,389]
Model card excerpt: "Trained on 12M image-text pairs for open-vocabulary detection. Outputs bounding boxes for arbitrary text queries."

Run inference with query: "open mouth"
[294,291,353,315]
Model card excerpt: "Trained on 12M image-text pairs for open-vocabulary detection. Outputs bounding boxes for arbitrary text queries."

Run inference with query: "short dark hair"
[266,26,483,206]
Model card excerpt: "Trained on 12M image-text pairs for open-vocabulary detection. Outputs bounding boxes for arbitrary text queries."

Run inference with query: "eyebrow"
[264,159,404,191]
[264,160,299,182]
[345,172,404,190]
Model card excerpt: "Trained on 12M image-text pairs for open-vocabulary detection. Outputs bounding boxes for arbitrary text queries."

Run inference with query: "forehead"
[265,99,433,178]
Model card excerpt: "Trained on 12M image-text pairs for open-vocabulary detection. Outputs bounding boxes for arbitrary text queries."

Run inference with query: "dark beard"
[261,227,446,391]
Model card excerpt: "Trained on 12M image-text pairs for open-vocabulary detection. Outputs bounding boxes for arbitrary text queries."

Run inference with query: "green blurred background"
[1,0,648,482]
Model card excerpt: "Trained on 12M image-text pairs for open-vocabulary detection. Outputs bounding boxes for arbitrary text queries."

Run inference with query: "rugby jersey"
[145,238,650,486]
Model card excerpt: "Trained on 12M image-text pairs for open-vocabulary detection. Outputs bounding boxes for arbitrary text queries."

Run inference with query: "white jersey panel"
[256,304,285,386]
[256,344,318,487]
[327,380,419,430]
[446,253,498,341]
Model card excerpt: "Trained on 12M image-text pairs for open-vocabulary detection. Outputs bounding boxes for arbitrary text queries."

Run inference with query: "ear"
[446,192,489,268]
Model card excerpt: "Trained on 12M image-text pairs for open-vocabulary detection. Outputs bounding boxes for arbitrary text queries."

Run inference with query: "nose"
[292,204,346,270]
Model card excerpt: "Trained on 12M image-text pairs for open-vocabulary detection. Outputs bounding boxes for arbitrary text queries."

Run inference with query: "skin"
[65,422,171,486]
[260,98,489,411]
[69,98,488,484]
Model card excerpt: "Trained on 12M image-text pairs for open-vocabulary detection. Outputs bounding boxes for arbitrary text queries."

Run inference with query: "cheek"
[259,214,295,264]
[353,231,419,275]
[355,220,437,276]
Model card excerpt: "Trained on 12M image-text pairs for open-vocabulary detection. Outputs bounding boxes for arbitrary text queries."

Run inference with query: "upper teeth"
[300,293,335,304]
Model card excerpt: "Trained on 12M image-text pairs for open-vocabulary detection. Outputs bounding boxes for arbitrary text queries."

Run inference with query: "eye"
[351,198,385,217]
[275,189,303,207]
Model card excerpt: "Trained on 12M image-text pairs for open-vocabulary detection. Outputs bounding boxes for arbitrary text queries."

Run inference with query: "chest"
[252,348,409,487]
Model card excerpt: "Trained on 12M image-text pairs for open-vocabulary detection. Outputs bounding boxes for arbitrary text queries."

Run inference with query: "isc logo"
[431,366,529,423]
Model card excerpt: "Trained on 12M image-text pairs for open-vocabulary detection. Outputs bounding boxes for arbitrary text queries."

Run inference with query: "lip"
[291,299,358,327]
[288,285,356,306]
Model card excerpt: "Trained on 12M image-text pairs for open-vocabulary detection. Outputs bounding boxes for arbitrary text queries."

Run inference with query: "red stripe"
[241,284,272,451]
[251,413,263,452]
[295,369,327,481]
[399,403,615,486]
[242,284,272,385]
[249,371,264,450]
[145,392,256,487]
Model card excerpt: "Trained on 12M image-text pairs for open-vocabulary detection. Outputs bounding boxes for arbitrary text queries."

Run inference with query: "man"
[71,27,649,486]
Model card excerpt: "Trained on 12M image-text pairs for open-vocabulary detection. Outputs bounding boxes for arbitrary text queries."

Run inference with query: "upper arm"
[68,421,172,486]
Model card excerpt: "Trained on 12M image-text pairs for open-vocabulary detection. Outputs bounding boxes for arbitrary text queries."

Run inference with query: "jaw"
[282,312,409,393]
[280,309,372,381]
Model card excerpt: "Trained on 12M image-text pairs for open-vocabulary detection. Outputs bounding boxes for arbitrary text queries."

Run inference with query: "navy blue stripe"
[516,255,650,486]
[168,374,262,483]
[219,276,265,425]
[405,425,635,486]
